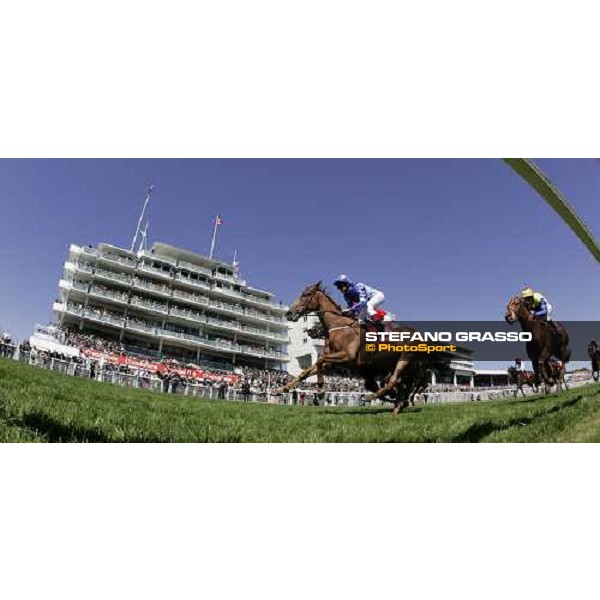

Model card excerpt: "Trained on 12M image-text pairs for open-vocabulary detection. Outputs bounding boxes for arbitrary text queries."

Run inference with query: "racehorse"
[505,296,571,393]
[547,359,568,392]
[284,282,440,414]
[507,366,538,397]
[589,342,600,382]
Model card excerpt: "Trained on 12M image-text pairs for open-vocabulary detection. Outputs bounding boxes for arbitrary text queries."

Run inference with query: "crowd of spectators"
[0,332,15,358]
[58,325,125,354]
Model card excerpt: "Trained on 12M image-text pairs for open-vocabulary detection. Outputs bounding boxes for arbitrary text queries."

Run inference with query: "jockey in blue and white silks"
[333,275,385,321]
[521,288,553,321]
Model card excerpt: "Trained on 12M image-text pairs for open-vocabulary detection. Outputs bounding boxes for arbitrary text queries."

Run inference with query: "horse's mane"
[312,281,343,312]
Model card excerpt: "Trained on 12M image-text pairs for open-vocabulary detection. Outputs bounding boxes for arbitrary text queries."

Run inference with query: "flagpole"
[130,184,153,252]
[209,215,220,259]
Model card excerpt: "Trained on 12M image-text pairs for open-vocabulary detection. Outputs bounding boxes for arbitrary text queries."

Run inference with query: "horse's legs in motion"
[282,363,319,392]
[367,355,411,402]
[315,362,330,404]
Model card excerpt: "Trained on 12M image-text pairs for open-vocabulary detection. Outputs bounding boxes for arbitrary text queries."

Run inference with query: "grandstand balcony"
[133,277,172,298]
[138,261,173,280]
[93,266,133,286]
[172,288,209,306]
[129,296,169,315]
[81,246,137,271]
[173,273,211,291]
[89,286,130,306]
[177,260,212,277]
[84,308,125,328]
[125,319,158,335]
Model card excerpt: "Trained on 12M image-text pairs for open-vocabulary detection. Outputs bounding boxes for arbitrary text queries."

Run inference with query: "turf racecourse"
[1,358,599,442]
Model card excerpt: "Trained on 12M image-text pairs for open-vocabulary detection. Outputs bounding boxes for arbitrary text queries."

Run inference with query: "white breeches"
[366,291,385,316]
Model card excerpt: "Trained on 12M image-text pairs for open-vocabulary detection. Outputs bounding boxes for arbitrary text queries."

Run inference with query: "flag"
[215,215,223,226]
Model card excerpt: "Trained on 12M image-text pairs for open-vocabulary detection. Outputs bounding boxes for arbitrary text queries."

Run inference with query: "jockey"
[333,275,385,321]
[514,358,524,371]
[521,288,553,321]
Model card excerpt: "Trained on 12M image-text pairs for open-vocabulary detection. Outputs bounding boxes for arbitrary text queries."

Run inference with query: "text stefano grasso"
[364,331,533,342]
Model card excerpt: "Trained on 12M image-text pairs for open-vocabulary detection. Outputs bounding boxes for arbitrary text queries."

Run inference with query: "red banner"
[81,349,239,384]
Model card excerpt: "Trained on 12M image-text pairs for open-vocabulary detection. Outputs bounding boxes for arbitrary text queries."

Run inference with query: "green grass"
[1,358,600,442]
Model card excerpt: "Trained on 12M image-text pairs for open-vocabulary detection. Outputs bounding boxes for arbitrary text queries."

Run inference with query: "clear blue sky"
[1,159,598,343]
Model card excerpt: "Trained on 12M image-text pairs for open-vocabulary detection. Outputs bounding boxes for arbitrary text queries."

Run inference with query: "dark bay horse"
[589,341,600,382]
[284,282,431,413]
[505,296,570,392]
[507,367,538,397]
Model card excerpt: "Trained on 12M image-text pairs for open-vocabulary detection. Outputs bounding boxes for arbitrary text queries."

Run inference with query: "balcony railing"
[94,267,132,285]
[130,296,169,314]
[90,286,130,304]
[172,288,209,305]
[178,260,212,277]
[170,306,205,322]
[72,280,89,292]
[76,261,95,274]
[99,252,137,268]
[139,263,173,279]
[126,320,157,334]
[174,274,211,291]
[133,278,171,296]
[84,309,125,327]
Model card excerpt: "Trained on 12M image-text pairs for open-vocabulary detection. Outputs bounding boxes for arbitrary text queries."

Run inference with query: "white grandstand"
[52,242,289,370]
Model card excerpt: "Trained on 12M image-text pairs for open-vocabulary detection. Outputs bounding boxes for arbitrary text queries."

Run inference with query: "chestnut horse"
[505,296,570,392]
[284,282,430,414]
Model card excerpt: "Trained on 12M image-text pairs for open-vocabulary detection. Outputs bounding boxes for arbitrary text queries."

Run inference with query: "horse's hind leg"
[368,356,412,403]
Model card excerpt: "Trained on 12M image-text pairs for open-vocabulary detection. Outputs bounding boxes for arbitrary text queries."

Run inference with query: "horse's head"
[286,282,326,322]
[505,296,529,324]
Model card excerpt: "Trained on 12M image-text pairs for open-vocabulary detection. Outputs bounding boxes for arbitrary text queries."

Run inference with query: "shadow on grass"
[15,411,112,442]
[451,395,584,443]
[16,411,243,443]
[318,406,424,416]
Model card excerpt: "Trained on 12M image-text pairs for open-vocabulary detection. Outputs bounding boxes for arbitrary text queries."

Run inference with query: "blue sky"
[1,159,598,344]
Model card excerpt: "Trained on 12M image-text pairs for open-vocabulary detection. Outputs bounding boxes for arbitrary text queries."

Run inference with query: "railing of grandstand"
[206,316,240,331]
[126,320,157,334]
[139,262,173,279]
[86,309,125,327]
[174,273,211,291]
[169,306,204,322]
[90,286,129,303]
[213,271,238,284]
[130,296,169,313]
[94,266,132,284]
[76,260,95,274]
[134,277,172,296]
[178,261,212,277]
[100,252,137,268]
[172,288,209,305]
[72,280,89,292]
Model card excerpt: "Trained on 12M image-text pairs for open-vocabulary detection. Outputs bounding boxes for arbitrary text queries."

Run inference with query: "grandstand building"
[52,242,289,370]
[288,315,325,375]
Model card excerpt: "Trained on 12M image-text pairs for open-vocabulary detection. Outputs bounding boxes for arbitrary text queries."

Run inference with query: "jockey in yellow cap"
[521,288,553,321]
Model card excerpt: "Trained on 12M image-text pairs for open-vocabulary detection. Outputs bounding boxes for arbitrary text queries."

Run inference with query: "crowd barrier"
[3,347,596,407]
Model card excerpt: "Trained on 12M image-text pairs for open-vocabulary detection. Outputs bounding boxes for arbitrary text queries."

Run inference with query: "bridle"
[290,287,357,331]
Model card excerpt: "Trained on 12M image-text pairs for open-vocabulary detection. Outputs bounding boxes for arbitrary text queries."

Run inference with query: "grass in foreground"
[1,358,599,442]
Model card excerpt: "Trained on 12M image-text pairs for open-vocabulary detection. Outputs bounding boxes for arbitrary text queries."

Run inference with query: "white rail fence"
[1,344,595,407]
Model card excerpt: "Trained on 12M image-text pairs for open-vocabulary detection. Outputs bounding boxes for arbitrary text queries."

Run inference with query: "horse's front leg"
[282,363,320,392]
